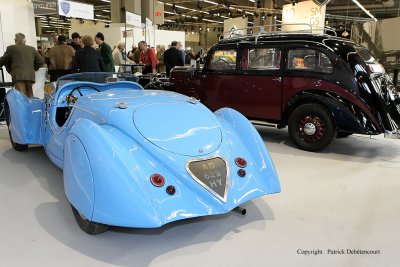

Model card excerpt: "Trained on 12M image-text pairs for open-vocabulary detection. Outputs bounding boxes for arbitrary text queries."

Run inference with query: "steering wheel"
[67,84,101,109]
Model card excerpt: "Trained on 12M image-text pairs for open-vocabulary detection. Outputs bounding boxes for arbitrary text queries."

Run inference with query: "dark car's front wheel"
[288,104,336,152]
[71,204,109,235]
[5,106,28,151]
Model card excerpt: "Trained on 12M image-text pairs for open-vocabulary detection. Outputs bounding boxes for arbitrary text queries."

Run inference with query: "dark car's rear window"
[356,48,377,63]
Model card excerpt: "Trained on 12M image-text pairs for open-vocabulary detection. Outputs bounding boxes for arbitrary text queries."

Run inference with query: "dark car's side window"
[242,48,281,70]
[287,49,333,74]
[208,49,237,71]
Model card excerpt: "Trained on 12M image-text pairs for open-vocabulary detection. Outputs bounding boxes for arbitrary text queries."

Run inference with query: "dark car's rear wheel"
[71,204,109,235]
[5,106,28,151]
[288,104,336,152]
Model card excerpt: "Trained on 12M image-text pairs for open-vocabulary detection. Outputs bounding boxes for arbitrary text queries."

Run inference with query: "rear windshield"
[356,47,377,63]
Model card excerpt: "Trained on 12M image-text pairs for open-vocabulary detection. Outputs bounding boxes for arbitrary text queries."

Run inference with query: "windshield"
[56,72,139,92]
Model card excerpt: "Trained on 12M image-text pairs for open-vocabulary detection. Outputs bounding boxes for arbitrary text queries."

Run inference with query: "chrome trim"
[250,120,278,127]
[74,106,106,122]
[115,102,128,109]
[48,108,75,135]
[48,106,105,135]
[185,156,230,203]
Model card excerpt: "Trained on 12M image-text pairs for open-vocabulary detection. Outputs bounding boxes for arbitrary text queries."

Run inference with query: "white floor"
[0,124,399,267]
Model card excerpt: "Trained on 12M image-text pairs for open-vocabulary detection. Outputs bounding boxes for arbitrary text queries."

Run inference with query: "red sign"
[155,11,162,16]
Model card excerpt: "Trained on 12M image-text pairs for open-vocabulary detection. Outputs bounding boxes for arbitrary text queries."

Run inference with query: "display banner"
[282,0,326,34]
[58,0,94,20]
[32,0,57,15]
[126,11,142,28]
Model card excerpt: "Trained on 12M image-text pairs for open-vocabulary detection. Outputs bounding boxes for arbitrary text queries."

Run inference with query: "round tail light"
[166,185,176,195]
[150,174,165,187]
[235,157,247,168]
[237,169,246,177]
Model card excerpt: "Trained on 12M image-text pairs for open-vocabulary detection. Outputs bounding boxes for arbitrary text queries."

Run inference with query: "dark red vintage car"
[164,32,400,152]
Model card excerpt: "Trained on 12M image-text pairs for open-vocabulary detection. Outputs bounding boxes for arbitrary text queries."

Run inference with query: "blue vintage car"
[4,73,281,234]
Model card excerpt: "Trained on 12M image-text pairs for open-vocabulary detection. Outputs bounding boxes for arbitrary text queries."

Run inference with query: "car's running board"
[250,120,278,128]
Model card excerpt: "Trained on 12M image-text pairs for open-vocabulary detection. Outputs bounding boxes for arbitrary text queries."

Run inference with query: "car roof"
[215,33,360,60]
[218,32,355,46]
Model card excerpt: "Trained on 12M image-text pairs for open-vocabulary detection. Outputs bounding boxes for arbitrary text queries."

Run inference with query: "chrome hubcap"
[303,122,316,135]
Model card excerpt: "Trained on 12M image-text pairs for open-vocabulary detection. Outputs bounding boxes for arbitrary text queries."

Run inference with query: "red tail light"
[166,185,176,195]
[235,157,247,168]
[237,169,246,177]
[150,174,165,187]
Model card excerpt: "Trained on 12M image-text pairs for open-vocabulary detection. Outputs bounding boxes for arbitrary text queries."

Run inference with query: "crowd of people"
[0,32,200,98]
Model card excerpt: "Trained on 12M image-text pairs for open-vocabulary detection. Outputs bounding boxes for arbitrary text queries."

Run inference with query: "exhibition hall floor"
[0,125,399,267]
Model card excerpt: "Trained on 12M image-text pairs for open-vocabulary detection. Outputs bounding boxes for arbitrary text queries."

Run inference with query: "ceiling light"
[203,0,218,5]
[203,18,223,24]
[100,0,110,2]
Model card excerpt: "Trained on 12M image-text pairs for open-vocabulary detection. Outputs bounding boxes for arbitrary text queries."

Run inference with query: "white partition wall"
[155,30,185,49]
[0,0,37,83]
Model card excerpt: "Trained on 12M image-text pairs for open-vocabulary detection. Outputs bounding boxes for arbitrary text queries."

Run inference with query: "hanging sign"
[32,0,57,15]
[126,11,142,28]
[58,0,94,20]
[282,0,326,34]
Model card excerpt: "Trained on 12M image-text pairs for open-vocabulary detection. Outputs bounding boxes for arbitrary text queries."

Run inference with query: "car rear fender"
[214,108,281,194]
[282,92,368,134]
[4,89,44,144]
[64,118,164,227]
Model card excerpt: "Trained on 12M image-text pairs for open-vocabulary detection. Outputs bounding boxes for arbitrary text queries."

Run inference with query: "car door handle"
[272,77,282,82]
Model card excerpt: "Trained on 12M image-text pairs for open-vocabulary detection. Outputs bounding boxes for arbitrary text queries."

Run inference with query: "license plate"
[186,157,228,202]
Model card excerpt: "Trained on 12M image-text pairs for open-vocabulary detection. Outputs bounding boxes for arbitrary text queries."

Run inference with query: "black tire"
[288,104,336,152]
[71,204,109,235]
[5,107,28,151]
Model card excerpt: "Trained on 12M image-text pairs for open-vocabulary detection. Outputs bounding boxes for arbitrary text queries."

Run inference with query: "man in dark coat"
[72,35,105,73]
[163,41,184,77]
[69,32,83,51]
[0,33,44,98]
[94,32,115,72]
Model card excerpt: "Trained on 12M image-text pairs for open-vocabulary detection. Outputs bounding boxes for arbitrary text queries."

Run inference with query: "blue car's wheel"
[5,106,28,151]
[71,204,109,235]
